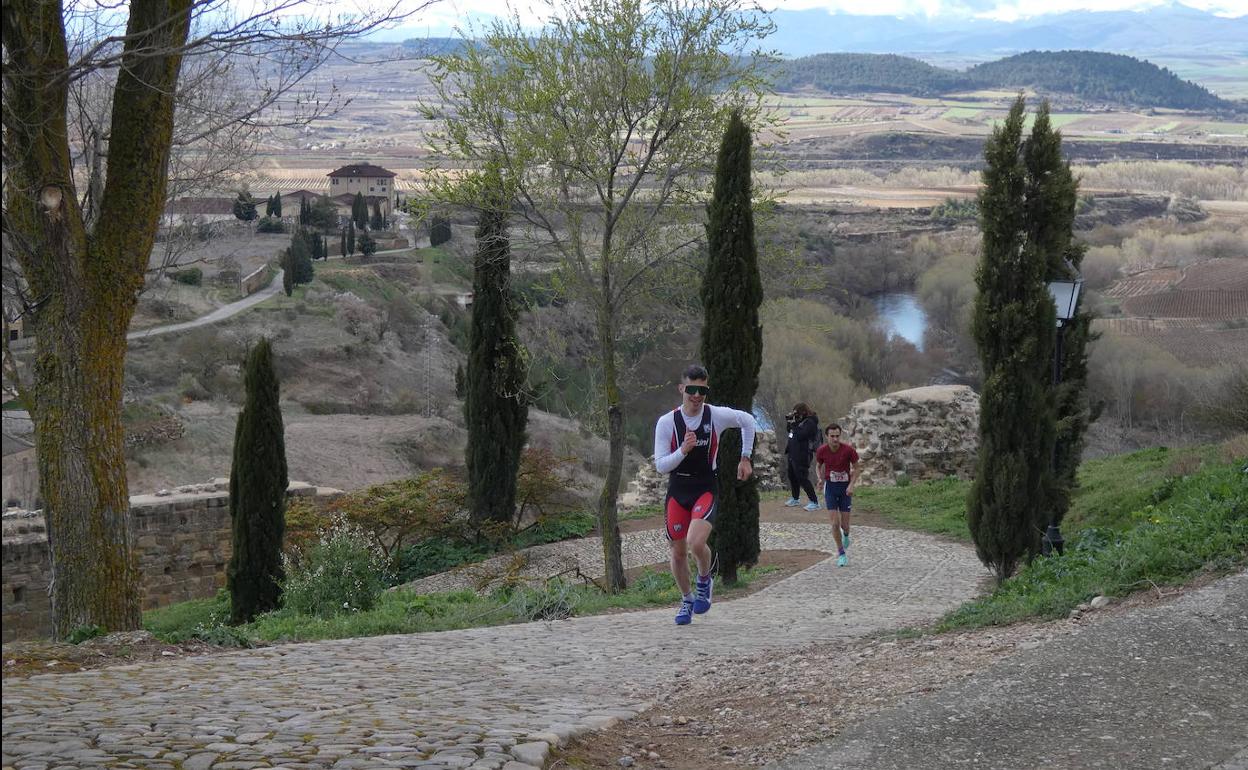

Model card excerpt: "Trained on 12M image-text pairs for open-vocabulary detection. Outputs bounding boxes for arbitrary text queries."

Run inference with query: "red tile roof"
[327,163,397,179]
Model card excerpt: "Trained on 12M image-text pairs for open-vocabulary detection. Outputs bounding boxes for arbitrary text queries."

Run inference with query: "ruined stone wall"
[840,385,980,487]
[2,481,335,642]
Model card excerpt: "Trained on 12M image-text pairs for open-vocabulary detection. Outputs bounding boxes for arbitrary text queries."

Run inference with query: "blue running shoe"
[842,530,851,550]
[784,497,801,507]
[836,553,848,567]
[675,597,694,625]
[694,574,713,614]
[804,501,820,511]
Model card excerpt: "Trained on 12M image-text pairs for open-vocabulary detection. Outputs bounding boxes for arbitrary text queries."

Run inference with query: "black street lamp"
[1043,274,1084,556]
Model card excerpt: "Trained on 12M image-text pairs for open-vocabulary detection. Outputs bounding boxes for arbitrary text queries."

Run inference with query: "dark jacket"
[785,414,819,461]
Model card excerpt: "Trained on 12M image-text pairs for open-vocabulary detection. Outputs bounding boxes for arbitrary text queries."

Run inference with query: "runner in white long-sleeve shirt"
[653,364,758,625]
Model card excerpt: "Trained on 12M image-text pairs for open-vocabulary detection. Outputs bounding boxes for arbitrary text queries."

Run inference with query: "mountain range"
[765,4,1247,58]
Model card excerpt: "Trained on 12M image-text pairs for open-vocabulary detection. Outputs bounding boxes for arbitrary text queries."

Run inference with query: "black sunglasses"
[684,384,710,396]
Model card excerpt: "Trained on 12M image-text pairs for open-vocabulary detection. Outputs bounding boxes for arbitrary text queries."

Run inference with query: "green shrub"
[186,623,254,648]
[256,217,286,234]
[283,520,390,617]
[171,267,203,286]
[67,624,105,644]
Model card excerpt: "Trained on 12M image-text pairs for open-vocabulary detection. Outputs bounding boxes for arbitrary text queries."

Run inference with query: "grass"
[856,440,1247,633]
[857,442,1243,541]
[145,564,780,644]
[936,459,1246,631]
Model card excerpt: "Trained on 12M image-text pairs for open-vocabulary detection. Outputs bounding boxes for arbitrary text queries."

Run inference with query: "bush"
[283,519,390,617]
[67,624,105,644]
[256,217,286,234]
[171,267,203,286]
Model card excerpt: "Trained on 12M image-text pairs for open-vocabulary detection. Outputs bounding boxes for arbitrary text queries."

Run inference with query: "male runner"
[653,364,757,625]
[815,424,859,567]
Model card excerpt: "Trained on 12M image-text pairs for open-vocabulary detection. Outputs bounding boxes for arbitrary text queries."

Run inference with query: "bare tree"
[1,0,427,637]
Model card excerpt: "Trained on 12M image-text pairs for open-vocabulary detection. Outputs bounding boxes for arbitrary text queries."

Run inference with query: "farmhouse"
[327,163,397,217]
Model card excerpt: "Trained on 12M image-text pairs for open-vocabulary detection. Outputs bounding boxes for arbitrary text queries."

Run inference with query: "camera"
[785,411,797,425]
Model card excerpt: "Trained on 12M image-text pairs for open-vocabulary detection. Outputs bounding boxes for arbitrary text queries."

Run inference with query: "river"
[872,292,928,351]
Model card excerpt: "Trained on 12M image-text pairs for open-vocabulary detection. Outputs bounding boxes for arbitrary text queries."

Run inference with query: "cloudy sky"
[380,0,1246,33]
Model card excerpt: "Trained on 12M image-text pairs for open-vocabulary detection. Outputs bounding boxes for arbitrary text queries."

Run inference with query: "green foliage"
[256,217,286,234]
[283,519,391,618]
[233,190,258,222]
[67,624,105,644]
[937,460,1247,630]
[347,221,356,256]
[281,249,293,297]
[228,338,289,624]
[306,196,339,231]
[288,230,315,284]
[465,172,529,525]
[170,267,202,286]
[370,199,385,230]
[272,192,282,218]
[147,563,776,643]
[774,53,970,96]
[967,51,1229,111]
[771,51,1230,110]
[968,97,1057,584]
[352,191,368,230]
[700,109,764,584]
[454,363,466,399]
[358,230,377,257]
[1024,102,1090,531]
[929,198,979,223]
[429,215,452,247]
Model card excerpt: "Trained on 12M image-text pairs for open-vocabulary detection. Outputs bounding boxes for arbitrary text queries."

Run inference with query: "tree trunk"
[4,0,193,637]
[35,256,144,638]
[595,303,627,592]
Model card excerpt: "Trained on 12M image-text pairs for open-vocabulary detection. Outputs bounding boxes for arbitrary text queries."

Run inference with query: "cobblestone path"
[2,524,984,770]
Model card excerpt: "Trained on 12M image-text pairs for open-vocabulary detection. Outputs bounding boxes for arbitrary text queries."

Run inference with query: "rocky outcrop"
[841,385,979,487]
[620,429,783,510]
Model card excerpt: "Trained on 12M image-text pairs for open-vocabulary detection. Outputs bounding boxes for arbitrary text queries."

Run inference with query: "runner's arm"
[653,414,685,474]
[715,405,758,456]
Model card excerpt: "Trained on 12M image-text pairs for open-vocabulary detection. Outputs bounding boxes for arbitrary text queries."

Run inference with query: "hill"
[772,53,971,97]
[773,50,1233,111]
[967,51,1230,111]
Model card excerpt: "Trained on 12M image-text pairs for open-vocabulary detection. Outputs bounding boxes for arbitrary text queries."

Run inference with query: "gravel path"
[1,524,984,769]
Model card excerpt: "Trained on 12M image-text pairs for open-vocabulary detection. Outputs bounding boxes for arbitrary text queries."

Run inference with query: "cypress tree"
[227,338,288,624]
[699,109,764,585]
[281,249,293,297]
[289,230,314,284]
[455,363,466,399]
[233,190,257,222]
[340,227,347,259]
[968,97,1057,584]
[370,200,384,230]
[1024,101,1093,532]
[272,192,282,219]
[465,167,528,525]
[265,194,274,218]
[353,192,368,230]
[347,221,356,256]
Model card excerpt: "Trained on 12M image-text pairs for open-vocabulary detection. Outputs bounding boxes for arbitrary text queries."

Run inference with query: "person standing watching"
[784,403,820,511]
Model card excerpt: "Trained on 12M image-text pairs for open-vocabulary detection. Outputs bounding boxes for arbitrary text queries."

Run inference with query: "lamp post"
[1043,275,1084,556]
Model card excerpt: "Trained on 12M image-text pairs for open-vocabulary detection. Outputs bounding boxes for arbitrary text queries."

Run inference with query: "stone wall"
[620,429,784,509]
[1,480,336,642]
[840,385,980,487]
